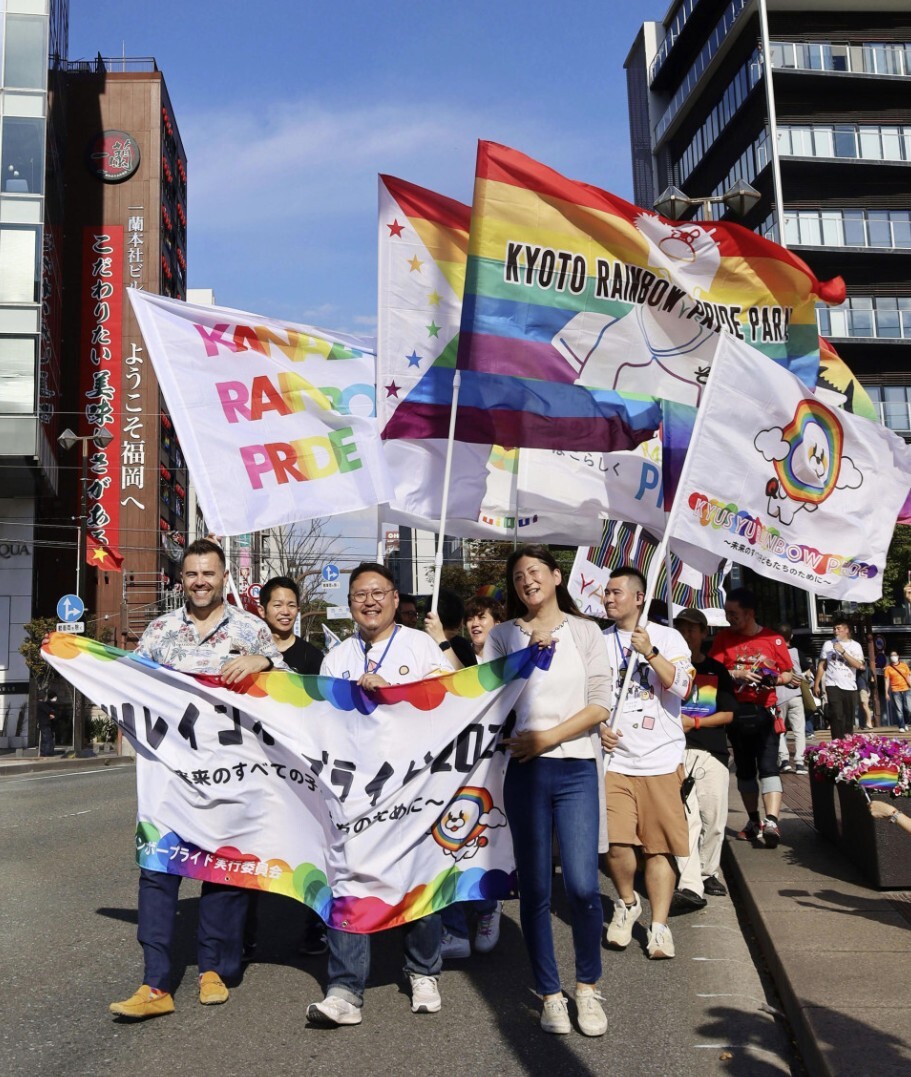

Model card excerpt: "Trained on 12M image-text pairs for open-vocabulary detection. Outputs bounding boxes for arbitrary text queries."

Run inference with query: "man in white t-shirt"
[600,567,694,961]
[815,620,864,741]
[307,563,454,1029]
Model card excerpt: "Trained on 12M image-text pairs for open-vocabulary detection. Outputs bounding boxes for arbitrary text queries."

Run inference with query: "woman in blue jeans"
[484,545,615,1037]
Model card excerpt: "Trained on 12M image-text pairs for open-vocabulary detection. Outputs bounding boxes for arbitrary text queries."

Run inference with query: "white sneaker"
[605,893,642,949]
[408,974,441,1014]
[440,931,471,959]
[306,994,363,1026]
[646,924,675,960]
[574,989,607,1036]
[473,902,502,954]
[541,996,571,1034]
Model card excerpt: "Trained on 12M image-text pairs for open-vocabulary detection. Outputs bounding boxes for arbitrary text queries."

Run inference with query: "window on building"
[3,15,46,89]
[1,116,45,194]
[0,336,36,413]
[0,225,40,302]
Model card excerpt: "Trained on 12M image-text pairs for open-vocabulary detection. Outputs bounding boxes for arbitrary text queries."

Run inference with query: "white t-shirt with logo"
[320,624,454,684]
[820,638,863,691]
[603,621,694,776]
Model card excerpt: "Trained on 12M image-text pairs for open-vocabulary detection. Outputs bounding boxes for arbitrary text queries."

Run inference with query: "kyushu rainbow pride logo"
[774,399,844,505]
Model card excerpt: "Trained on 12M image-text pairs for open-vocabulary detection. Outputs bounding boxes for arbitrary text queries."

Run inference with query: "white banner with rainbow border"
[43,633,546,933]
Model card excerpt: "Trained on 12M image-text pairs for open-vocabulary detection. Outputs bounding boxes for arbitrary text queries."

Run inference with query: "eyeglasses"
[349,588,395,605]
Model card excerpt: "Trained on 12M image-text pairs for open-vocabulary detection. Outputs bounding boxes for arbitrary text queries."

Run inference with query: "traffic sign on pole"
[56,594,85,623]
[321,564,340,583]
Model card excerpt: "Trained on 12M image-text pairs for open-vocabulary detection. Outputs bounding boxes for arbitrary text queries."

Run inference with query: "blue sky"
[69,1,664,332]
[68,2,666,560]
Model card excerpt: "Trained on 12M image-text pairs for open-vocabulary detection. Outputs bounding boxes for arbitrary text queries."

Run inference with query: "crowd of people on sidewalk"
[99,539,907,1037]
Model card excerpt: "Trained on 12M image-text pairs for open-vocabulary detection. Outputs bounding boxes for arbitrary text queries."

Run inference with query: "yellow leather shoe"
[109,985,175,1019]
[198,971,229,1005]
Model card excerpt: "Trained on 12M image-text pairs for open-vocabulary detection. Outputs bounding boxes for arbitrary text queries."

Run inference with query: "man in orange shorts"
[600,568,694,960]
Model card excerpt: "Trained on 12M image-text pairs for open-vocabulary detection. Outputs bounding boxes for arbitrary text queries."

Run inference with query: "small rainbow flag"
[858,767,900,791]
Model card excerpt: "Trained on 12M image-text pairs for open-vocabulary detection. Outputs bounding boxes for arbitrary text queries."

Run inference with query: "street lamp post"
[57,427,113,753]
[653,179,762,222]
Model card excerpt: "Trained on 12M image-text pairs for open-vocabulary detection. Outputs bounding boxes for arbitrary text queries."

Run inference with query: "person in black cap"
[671,608,735,910]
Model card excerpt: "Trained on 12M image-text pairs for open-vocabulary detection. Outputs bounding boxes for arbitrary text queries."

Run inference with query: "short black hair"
[778,623,793,643]
[182,538,226,569]
[610,565,647,594]
[832,618,853,634]
[260,576,300,606]
[436,589,465,632]
[464,595,505,623]
[398,593,418,608]
[46,690,58,701]
[726,587,756,611]
[349,562,395,592]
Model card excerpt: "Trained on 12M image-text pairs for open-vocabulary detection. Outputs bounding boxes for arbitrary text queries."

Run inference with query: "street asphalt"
[0,760,797,1077]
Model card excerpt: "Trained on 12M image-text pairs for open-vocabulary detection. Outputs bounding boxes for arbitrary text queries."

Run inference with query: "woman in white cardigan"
[484,544,615,1037]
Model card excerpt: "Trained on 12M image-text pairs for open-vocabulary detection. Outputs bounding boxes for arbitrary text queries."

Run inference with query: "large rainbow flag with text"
[43,633,551,933]
[439,141,845,450]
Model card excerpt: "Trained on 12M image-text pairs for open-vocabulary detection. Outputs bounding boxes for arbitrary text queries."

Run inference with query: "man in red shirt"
[710,588,796,849]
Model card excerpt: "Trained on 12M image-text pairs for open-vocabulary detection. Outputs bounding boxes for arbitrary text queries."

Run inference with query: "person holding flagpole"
[484,545,615,1037]
[600,567,694,962]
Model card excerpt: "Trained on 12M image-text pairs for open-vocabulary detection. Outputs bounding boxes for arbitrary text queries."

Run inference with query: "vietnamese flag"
[87,535,124,572]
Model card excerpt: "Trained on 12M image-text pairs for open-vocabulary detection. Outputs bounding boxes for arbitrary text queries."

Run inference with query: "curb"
[722,835,830,1077]
[0,755,135,778]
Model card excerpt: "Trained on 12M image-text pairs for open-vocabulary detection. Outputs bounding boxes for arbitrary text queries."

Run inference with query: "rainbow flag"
[452,141,844,450]
[858,767,899,791]
[816,337,877,421]
[377,175,604,542]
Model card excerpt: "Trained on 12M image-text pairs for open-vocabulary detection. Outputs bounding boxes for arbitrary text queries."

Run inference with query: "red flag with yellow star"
[87,534,124,572]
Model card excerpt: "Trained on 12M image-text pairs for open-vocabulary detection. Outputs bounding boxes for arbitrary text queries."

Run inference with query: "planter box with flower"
[805,733,911,889]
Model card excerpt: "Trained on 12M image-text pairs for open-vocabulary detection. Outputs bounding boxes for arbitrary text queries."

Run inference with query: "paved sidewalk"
[723,763,911,1077]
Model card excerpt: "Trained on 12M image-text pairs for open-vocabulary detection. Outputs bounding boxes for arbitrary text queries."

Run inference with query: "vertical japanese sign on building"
[122,208,146,517]
[79,227,124,550]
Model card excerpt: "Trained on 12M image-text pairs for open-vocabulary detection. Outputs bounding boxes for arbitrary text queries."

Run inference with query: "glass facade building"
[626,0,911,635]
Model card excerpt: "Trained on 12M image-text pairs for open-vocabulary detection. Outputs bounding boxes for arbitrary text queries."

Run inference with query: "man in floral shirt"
[109,539,284,1021]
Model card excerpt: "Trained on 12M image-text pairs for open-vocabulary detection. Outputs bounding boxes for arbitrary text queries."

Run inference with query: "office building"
[626,0,911,630]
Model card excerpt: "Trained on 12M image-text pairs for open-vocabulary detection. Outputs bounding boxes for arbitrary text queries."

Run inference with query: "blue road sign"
[322,564,340,583]
[56,594,85,622]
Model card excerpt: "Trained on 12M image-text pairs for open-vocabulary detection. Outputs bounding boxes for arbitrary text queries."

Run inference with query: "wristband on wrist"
[693,716,701,730]
[439,640,452,652]
[890,809,902,824]
[645,647,659,661]
[263,657,274,671]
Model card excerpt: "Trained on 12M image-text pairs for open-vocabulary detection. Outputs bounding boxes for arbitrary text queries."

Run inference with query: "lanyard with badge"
[609,626,652,715]
[359,625,399,675]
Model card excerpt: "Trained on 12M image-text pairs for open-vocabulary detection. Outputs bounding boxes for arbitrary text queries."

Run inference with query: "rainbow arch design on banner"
[43,632,549,716]
[774,399,844,505]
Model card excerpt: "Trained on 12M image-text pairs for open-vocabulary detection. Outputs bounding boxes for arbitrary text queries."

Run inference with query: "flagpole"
[376,506,384,564]
[607,341,726,730]
[430,370,462,614]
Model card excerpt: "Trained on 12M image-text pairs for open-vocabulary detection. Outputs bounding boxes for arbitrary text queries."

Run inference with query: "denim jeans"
[137,869,248,992]
[441,899,498,940]
[503,756,602,996]
[325,913,442,1006]
[892,691,911,729]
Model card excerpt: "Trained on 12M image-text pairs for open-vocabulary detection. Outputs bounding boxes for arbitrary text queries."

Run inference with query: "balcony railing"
[770,40,911,77]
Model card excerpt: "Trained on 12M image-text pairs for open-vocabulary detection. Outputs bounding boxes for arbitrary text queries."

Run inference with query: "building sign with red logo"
[87,130,141,183]
[79,227,124,551]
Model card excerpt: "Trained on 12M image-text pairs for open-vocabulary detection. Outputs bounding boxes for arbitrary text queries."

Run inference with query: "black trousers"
[826,685,857,741]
